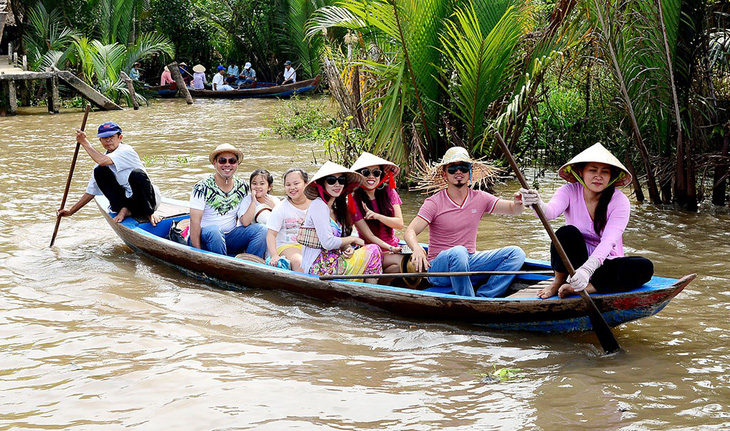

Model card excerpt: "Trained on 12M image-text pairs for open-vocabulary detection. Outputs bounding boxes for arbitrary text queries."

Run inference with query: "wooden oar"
[50,104,92,247]
[320,270,553,281]
[493,131,620,354]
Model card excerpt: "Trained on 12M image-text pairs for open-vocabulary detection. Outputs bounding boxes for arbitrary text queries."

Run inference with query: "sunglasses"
[324,175,347,185]
[217,157,238,165]
[446,163,471,175]
[358,168,382,178]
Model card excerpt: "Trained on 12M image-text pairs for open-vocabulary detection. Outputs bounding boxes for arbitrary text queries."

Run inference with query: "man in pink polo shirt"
[405,147,526,297]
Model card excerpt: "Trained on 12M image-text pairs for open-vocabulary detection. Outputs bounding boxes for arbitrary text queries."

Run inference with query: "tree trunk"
[624,154,645,202]
[713,131,729,206]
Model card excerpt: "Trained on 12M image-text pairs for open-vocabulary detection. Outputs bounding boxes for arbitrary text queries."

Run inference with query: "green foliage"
[440,1,530,147]
[266,97,333,140]
[23,3,77,71]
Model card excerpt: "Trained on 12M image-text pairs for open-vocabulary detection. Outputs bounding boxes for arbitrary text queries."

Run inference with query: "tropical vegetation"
[3,0,729,210]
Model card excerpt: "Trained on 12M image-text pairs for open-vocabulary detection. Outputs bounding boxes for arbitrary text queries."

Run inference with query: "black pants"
[94,166,157,217]
[551,225,654,293]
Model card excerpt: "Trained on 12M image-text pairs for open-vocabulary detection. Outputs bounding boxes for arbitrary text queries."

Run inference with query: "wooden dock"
[0,55,122,115]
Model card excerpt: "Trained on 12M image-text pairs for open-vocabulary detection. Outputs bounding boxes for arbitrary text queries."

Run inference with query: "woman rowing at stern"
[519,143,654,299]
[299,162,382,283]
[349,152,405,277]
[265,168,311,272]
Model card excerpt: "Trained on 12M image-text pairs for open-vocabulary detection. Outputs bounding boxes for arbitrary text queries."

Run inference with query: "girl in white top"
[249,169,281,225]
[266,168,311,272]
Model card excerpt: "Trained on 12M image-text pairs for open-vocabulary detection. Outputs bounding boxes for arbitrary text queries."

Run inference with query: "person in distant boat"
[265,168,311,272]
[212,65,234,91]
[519,143,654,299]
[57,121,162,226]
[178,62,192,86]
[404,147,527,298]
[248,168,280,225]
[226,61,239,85]
[191,64,207,90]
[281,60,296,85]
[160,66,174,86]
[300,162,382,283]
[188,144,268,257]
[237,62,256,87]
[129,62,142,81]
[349,152,405,276]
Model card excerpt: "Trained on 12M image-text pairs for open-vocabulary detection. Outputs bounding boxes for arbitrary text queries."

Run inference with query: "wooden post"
[7,80,17,115]
[12,51,17,66]
[22,55,27,71]
[119,71,139,110]
[46,70,60,114]
[166,61,193,104]
[7,42,12,63]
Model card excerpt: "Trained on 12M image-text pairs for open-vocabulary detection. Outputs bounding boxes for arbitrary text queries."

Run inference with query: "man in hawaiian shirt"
[188,144,267,257]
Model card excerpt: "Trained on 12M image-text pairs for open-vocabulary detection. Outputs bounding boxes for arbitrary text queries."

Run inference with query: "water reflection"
[1,99,728,429]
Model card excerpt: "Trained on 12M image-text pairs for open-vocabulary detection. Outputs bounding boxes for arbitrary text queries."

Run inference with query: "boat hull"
[96,197,693,333]
[188,76,320,99]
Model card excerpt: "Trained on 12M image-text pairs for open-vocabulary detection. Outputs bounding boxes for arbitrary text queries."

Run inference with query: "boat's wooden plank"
[506,288,541,299]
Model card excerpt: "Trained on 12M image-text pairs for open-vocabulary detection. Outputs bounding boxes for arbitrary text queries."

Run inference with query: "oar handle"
[494,133,575,276]
[50,105,91,247]
[320,270,553,281]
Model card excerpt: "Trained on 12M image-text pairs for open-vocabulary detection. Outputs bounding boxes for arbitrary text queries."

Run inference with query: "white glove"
[519,188,543,209]
[567,256,601,292]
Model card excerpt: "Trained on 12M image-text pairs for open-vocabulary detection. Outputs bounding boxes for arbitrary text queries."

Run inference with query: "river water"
[1,99,728,430]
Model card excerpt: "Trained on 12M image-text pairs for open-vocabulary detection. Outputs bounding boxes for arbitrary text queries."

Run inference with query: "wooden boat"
[187,76,321,99]
[145,83,178,98]
[96,196,694,333]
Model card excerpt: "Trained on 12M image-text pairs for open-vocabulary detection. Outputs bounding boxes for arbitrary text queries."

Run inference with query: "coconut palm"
[23,3,77,71]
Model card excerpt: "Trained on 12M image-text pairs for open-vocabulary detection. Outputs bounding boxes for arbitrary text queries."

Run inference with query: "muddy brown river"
[1,98,728,429]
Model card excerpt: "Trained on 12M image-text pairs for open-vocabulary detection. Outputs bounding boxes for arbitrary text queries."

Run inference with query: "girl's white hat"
[558,143,632,187]
[350,152,400,176]
[304,161,365,200]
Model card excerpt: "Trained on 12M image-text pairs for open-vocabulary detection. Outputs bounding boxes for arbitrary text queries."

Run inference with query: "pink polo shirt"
[417,188,499,261]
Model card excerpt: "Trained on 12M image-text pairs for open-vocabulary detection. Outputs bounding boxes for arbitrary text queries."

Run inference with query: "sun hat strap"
[347,193,358,214]
[316,183,327,202]
[374,171,396,190]
[567,164,626,188]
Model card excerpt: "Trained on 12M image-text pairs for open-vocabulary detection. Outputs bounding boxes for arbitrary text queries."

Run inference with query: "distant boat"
[188,76,320,99]
[145,83,178,98]
[95,195,694,334]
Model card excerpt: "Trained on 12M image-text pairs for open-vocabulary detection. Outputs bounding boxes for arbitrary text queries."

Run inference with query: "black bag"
[168,219,189,245]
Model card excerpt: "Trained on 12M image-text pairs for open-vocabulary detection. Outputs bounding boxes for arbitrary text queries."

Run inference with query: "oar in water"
[50,104,92,247]
[493,130,621,354]
[320,270,553,281]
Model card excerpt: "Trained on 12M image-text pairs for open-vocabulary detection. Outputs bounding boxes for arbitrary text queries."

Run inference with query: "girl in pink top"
[349,153,405,275]
[521,143,653,298]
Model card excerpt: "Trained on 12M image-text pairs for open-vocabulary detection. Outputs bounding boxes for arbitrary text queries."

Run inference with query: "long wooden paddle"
[50,104,92,247]
[493,131,620,354]
[320,269,553,281]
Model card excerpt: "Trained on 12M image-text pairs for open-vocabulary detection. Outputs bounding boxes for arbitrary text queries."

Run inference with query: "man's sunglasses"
[217,157,238,165]
[324,175,347,185]
[446,163,471,174]
[358,168,382,178]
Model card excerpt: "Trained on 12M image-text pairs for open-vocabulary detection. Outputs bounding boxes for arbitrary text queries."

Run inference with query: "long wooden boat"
[145,83,178,98]
[187,76,320,99]
[96,196,694,333]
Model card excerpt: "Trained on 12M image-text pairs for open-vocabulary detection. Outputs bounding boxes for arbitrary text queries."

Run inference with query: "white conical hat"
[350,152,400,176]
[192,64,206,73]
[558,143,632,187]
[304,161,365,200]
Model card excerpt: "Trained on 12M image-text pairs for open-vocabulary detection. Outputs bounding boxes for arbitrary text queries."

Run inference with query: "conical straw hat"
[304,161,365,200]
[192,64,206,73]
[350,152,400,176]
[558,143,632,187]
[412,146,499,194]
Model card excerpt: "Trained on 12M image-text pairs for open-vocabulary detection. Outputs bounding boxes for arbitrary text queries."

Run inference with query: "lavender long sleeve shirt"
[542,182,630,263]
